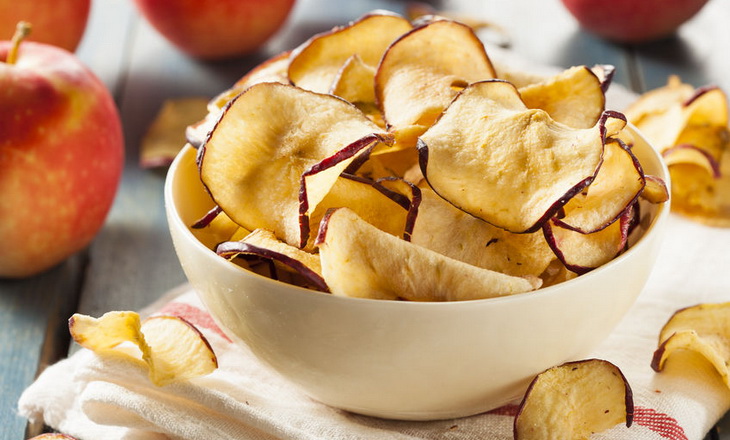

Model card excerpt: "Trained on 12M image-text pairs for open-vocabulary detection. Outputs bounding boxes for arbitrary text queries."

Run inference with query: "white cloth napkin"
[18,49,730,439]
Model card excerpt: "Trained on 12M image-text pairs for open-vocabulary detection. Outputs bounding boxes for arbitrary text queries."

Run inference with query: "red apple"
[0,0,90,52]
[560,0,709,44]
[0,23,124,278]
[132,0,296,60]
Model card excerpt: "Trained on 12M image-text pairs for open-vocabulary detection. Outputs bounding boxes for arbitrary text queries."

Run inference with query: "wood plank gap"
[625,47,646,94]
[112,14,142,107]
[23,250,91,439]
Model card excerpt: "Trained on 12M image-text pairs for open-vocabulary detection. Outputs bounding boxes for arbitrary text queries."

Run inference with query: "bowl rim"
[164,123,670,310]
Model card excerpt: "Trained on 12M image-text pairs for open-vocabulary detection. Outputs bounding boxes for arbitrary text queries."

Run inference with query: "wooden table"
[2,0,729,438]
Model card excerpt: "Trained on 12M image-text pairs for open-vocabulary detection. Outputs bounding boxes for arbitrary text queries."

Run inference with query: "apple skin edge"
[0,41,124,278]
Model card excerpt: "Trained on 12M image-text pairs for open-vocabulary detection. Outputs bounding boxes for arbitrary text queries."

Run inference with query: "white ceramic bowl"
[164,126,669,421]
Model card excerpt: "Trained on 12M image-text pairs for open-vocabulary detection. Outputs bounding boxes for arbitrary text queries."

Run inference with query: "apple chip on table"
[187,11,667,301]
[626,75,730,226]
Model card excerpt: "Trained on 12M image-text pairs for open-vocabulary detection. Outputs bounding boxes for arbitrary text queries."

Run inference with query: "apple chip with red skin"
[316,207,541,301]
[288,12,412,95]
[514,359,634,440]
[652,302,730,387]
[69,311,218,386]
[518,65,606,129]
[375,18,496,134]
[553,139,645,234]
[198,82,393,249]
[418,79,619,233]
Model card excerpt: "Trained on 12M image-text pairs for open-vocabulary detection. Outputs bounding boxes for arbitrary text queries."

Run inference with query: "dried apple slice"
[651,302,730,387]
[69,312,218,386]
[624,75,694,127]
[543,204,635,275]
[198,82,393,248]
[518,65,605,128]
[410,188,554,278]
[375,19,496,131]
[418,80,615,233]
[514,359,634,440]
[28,435,78,440]
[316,207,541,301]
[641,175,670,204]
[329,54,376,104]
[288,12,412,94]
[553,139,645,233]
[217,228,327,291]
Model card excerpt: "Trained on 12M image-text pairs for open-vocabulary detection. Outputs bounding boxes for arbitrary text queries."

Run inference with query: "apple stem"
[6,21,32,65]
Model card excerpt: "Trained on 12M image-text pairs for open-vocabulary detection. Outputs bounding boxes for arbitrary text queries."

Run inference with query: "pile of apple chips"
[186,12,668,301]
[626,75,730,227]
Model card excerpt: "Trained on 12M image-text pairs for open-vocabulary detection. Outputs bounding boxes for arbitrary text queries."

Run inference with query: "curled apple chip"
[518,65,605,128]
[375,19,496,132]
[69,312,217,386]
[651,302,730,386]
[514,359,633,440]
[316,207,541,301]
[217,228,327,292]
[199,82,393,248]
[288,12,412,94]
[543,204,635,275]
[410,187,554,278]
[553,140,645,234]
[418,80,614,233]
[140,98,209,168]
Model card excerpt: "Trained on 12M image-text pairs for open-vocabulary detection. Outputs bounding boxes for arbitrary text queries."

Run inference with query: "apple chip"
[69,312,217,386]
[217,228,327,291]
[514,359,634,440]
[27,435,78,440]
[553,139,645,233]
[518,65,605,128]
[651,302,730,386]
[140,98,210,168]
[410,187,554,278]
[198,82,393,248]
[543,204,635,275]
[419,80,616,233]
[375,19,496,132]
[624,75,695,127]
[288,12,412,94]
[316,207,541,301]
[189,206,246,250]
[640,175,670,204]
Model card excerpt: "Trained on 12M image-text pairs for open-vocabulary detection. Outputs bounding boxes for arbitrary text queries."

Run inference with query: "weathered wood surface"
[1,0,729,438]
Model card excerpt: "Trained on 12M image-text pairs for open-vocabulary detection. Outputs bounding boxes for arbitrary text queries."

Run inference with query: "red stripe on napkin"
[634,406,687,440]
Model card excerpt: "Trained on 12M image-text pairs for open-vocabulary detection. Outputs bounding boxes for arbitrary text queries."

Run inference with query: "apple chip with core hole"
[316,207,541,301]
[199,82,393,249]
[69,311,217,386]
[651,302,730,387]
[410,187,554,278]
[514,359,634,440]
[418,80,616,233]
[375,19,496,133]
[553,139,645,233]
[288,12,412,95]
[518,65,605,129]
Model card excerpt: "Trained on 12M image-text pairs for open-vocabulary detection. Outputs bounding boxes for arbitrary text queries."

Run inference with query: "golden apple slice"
[329,54,376,105]
[641,175,670,204]
[553,139,646,233]
[199,82,393,248]
[27,435,78,440]
[316,207,541,301]
[410,188,554,278]
[375,19,496,131]
[288,12,412,94]
[518,65,605,128]
[190,206,246,250]
[142,315,218,386]
[624,75,694,127]
[69,311,217,387]
[514,359,633,440]
[543,204,636,275]
[418,80,616,233]
[651,302,730,387]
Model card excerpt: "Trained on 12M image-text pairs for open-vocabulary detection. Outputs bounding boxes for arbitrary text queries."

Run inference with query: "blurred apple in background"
[0,0,91,52]
[0,23,124,278]
[560,0,710,44]
[132,0,297,60]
